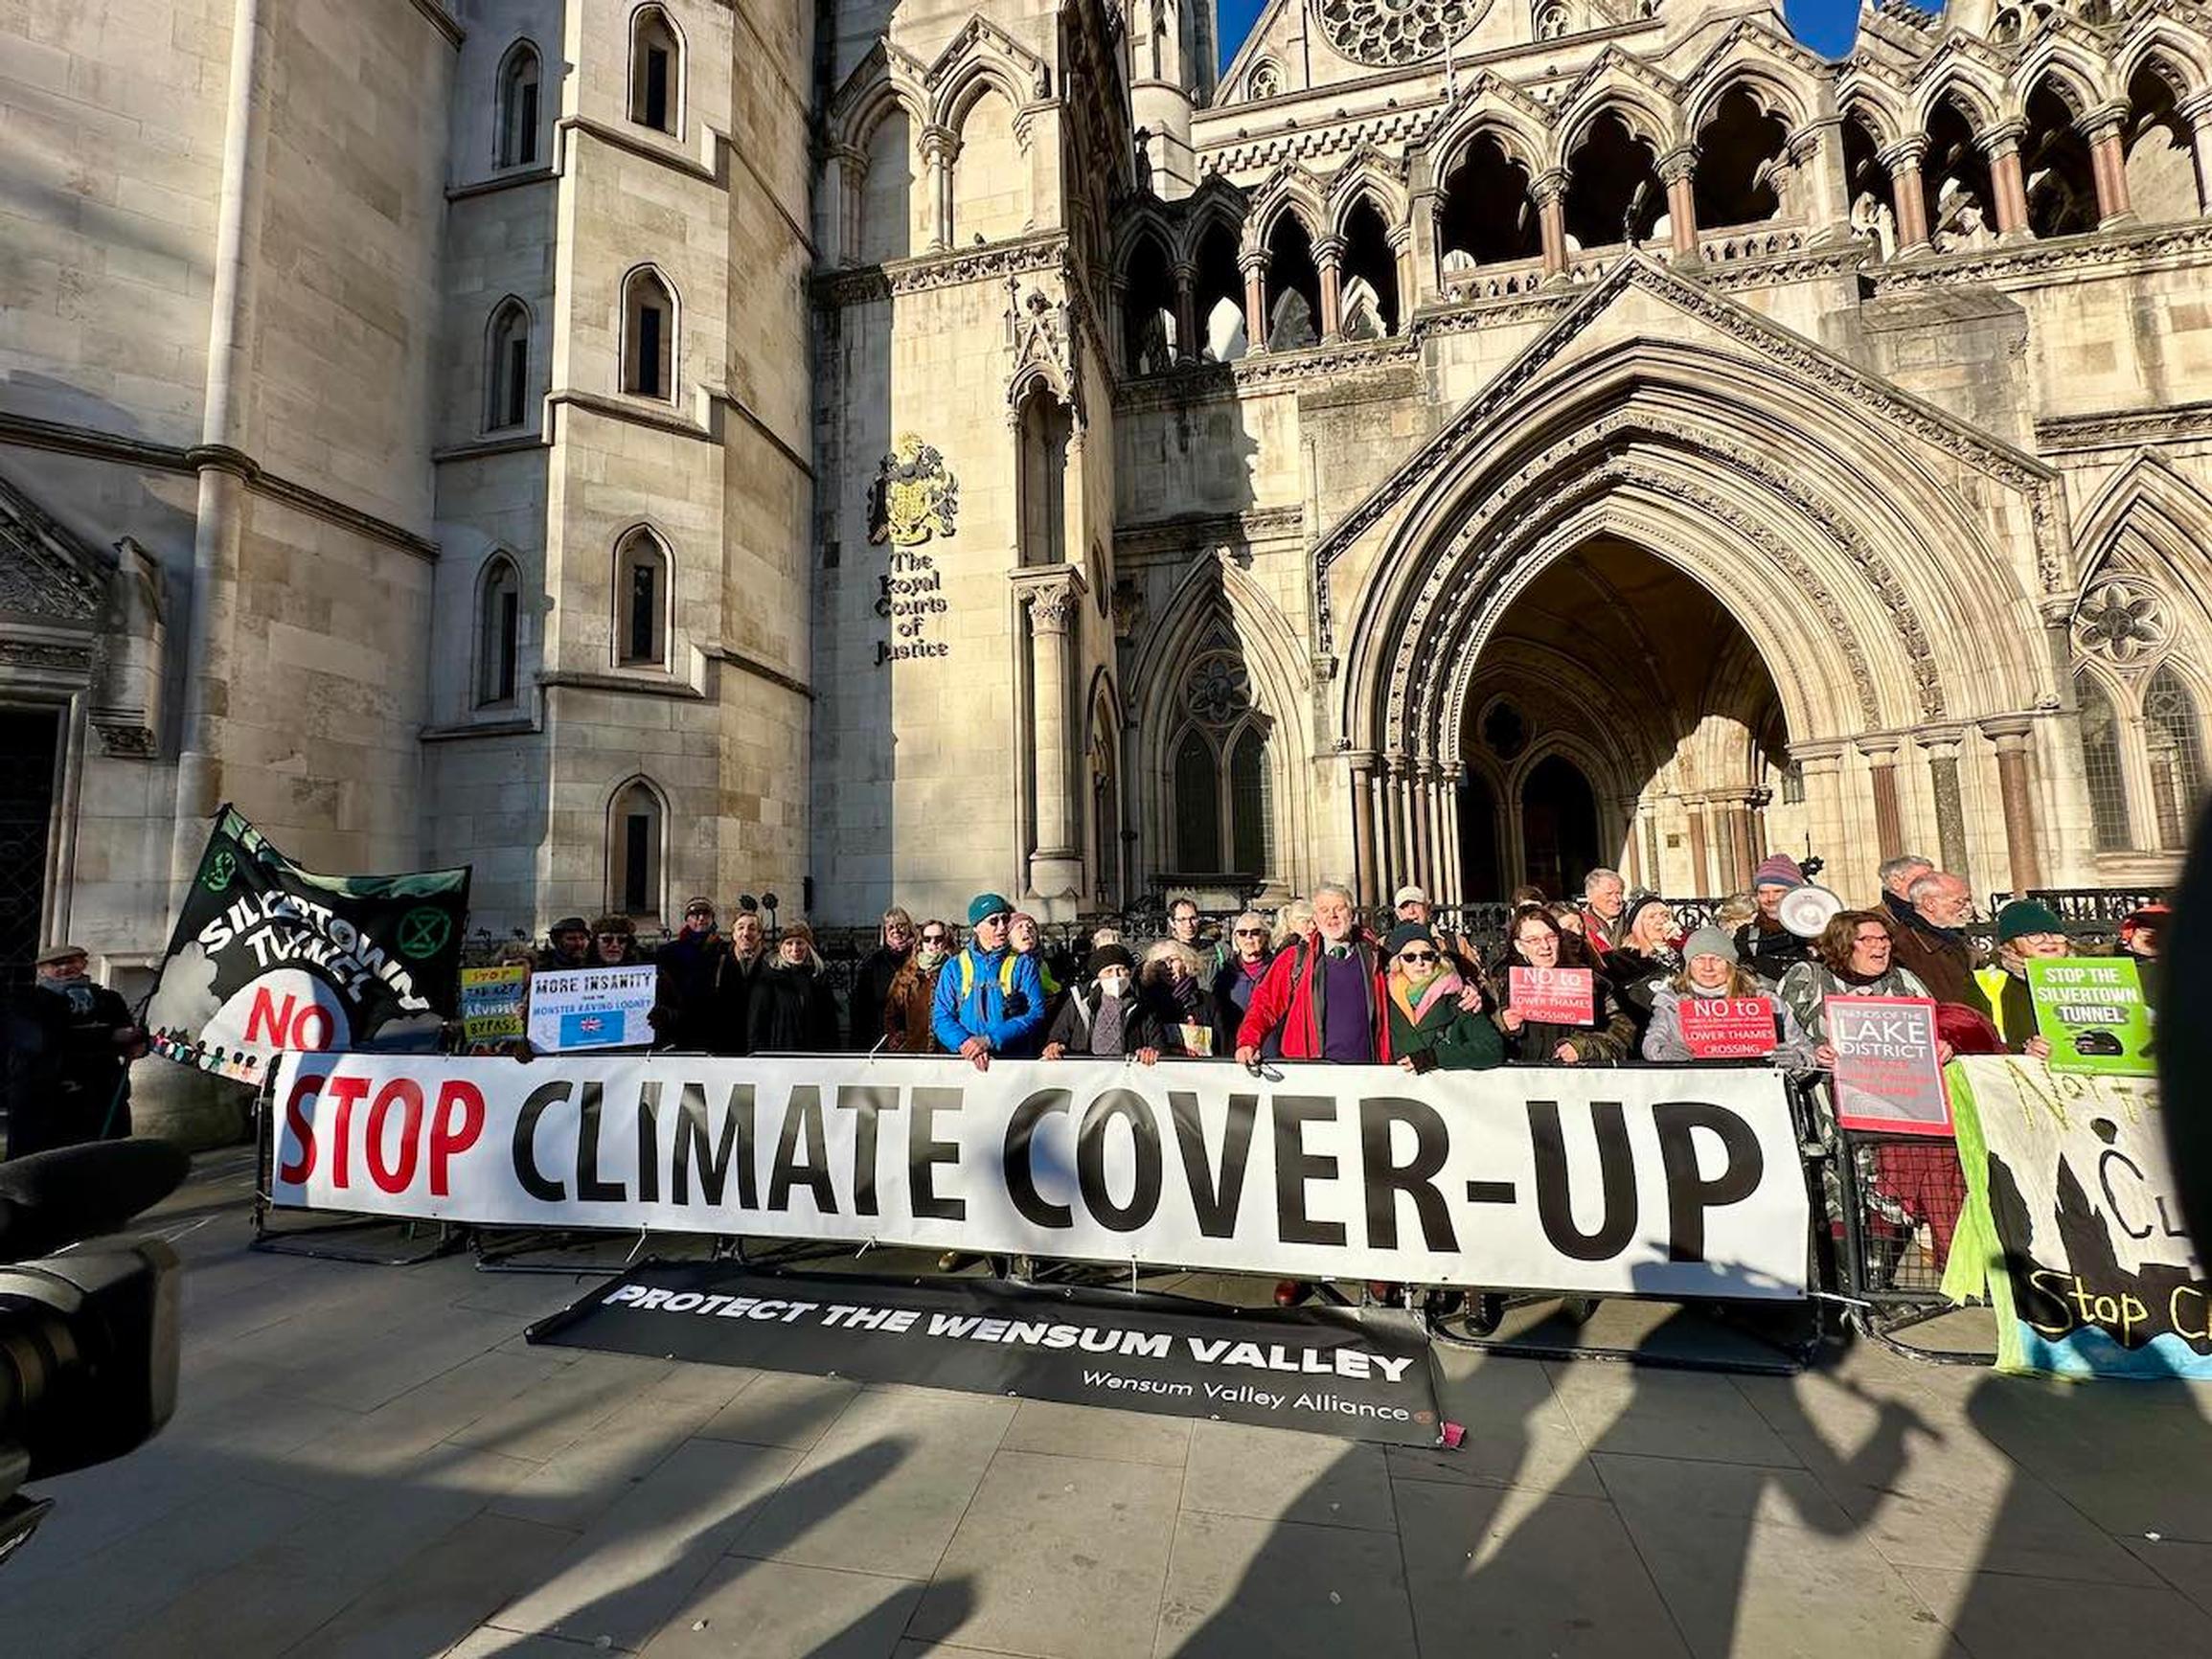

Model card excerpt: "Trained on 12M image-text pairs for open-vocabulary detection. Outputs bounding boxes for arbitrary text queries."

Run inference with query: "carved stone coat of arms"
[867,433,960,546]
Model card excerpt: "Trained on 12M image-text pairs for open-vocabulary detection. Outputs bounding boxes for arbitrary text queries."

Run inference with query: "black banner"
[145,807,469,1081]
[528,1261,1448,1445]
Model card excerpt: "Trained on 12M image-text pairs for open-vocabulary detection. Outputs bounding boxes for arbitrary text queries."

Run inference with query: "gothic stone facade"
[4,0,2209,974]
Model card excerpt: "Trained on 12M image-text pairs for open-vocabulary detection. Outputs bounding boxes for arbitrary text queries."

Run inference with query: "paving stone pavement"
[12,1150,2210,1658]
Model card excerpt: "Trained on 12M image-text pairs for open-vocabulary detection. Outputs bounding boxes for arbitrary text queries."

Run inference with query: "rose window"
[1313,0,1492,68]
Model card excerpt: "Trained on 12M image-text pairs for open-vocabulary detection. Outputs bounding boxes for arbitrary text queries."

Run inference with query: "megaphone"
[1778,884,1844,940]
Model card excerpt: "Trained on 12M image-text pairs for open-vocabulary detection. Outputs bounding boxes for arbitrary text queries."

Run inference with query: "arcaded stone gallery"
[4,0,2210,967]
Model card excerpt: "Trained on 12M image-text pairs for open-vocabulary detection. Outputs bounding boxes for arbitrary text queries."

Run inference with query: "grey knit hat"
[1681,926,1738,966]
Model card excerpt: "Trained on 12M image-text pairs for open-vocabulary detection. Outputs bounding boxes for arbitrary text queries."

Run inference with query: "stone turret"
[1130,0,1219,198]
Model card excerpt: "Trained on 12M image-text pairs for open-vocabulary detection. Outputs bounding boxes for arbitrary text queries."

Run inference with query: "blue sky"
[1216,1,1868,69]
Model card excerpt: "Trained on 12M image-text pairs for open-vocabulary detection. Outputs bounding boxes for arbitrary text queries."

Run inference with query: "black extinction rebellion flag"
[145,807,469,1082]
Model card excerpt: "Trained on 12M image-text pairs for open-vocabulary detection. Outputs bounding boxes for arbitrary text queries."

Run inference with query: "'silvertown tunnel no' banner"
[269,1053,1811,1298]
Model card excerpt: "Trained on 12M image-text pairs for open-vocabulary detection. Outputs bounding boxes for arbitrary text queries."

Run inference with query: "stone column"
[1378,757,1402,888]
[1621,796,1645,889]
[2082,103,2134,227]
[1172,260,1198,364]
[1534,170,1569,281]
[1411,761,1435,893]
[1349,752,1379,907]
[1240,249,1268,354]
[1433,779,1453,904]
[1793,104,1853,245]
[1915,725,1970,882]
[1685,802,1711,897]
[1792,740,1849,884]
[1982,121,2031,242]
[1389,755,1417,890]
[820,148,847,265]
[1881,137,1932,255]
[1108,277,1132,375]
[1983,716,2043,892]
[1442,768,1465,904]
[2182,91,2212,215]
[175,0,273,906]
[1022,576,1082,905]
[1411,187,1442,295]
[1859,737,1904,860]
[844,148,872,264]
[1314,235,1345,344]
[919,125,955,253]
[1388,225,1414,331]
[1727,796,1757,891]
[1658,146,1700,263]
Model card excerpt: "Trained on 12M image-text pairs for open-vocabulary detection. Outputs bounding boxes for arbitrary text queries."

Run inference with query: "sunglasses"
[921,933,949,945]
[1398,950,1438,965]
[1234,927,1266,938]
[978,913,1010,926]
[595,933,627,943]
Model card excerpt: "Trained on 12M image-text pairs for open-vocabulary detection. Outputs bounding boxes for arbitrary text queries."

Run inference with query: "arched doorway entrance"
[1457,769,1500,899]
[1518,754,1599,899]
[1453,536,1796,899]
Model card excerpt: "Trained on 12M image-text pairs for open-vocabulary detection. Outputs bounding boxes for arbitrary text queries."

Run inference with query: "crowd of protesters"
[5,853,2168,1317]
[499,854,2161,1087]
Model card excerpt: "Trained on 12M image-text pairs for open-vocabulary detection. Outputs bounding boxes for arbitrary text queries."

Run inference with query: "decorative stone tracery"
[2073,579,2165,665]
[1313,0,1492,69]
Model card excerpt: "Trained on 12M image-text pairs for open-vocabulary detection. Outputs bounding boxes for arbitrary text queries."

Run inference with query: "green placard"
[2024,956,2154,1076]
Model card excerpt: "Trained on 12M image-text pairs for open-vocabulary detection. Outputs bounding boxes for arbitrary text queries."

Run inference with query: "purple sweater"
[1320,947,1375,1063]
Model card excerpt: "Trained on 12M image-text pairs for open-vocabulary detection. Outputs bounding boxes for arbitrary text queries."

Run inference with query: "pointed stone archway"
[1451,535,1793,900]
[1319,258,2090,907]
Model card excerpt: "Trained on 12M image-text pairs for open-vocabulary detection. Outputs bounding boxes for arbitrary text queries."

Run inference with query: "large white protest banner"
[267,1053,1813,1299]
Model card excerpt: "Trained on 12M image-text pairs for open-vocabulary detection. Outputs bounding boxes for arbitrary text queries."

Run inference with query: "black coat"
[1141,980,1220,1057]
[1046,988,1167,1057]
[849,944,912,1050]
[745,965,841,1054]
[1211,956,1273,1056]
[710,953,770,1056]
[1491,958,1637,1065]
[653,931,727,1052]
[1734,918,1812,985]
[1601,946,1677,1043]
[4,980,137,1157]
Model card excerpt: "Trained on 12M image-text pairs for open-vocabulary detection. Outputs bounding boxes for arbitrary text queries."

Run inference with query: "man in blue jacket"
[932,892,1048,1070]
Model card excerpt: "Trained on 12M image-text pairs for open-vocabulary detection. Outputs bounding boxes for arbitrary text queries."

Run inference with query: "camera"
[0,1138,189,1568]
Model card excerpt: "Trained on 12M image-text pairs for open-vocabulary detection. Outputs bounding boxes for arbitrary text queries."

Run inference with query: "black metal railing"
[1989,887,2165,927]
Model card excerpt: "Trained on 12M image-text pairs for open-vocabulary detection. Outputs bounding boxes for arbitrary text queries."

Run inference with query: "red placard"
[1679,996,1778,1059]
[1508,966,1594,1026]
[1826,993,1952,1136]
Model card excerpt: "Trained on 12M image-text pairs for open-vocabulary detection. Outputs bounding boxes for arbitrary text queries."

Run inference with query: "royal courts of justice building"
[6,0,2212,980]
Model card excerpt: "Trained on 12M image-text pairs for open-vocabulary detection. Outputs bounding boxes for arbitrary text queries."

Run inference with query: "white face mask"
[1097,972,1131,1000]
